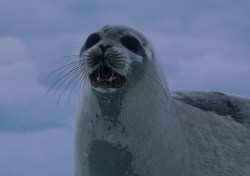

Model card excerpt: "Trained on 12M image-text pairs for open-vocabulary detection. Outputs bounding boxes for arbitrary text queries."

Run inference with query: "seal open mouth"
[89,65,126,89]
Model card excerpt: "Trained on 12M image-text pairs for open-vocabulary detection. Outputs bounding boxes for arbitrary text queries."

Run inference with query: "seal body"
[75,25,250,176]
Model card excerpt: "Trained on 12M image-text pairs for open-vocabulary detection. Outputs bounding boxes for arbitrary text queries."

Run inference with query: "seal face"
[79,25,151,92]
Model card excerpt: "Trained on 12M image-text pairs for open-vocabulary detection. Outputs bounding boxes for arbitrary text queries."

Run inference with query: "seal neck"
[92,89,126,126]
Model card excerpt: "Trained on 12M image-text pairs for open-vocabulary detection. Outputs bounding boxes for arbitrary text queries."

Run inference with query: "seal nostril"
[99,44,111,52]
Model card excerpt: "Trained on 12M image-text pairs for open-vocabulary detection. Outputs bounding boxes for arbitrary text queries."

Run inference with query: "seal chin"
[89,65,126,91]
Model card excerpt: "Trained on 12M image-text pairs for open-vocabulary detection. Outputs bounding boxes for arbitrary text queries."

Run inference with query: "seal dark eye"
[84,33,101,50]
[120,35,141,53]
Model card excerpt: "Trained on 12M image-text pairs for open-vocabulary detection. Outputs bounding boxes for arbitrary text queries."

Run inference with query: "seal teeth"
[109,71,116,82]
[97,67,101,81]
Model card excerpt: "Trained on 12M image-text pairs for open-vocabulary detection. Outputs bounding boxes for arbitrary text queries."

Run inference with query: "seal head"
[80,25,154,93]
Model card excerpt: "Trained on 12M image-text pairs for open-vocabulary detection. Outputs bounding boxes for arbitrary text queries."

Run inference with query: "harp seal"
[75,25,250,176]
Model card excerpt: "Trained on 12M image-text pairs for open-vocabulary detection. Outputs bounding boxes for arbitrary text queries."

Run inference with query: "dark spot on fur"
[94,90,122,125]
[89,140,139,176]
[122,126,126,133]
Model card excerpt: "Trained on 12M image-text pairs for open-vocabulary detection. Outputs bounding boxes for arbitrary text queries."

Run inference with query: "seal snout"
[87,44,127,90]
[99,44,111,53]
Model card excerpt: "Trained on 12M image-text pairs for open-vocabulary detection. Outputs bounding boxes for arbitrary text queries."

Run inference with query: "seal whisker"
[46,57,90,103]
[46,60,82,81]
[47,63,82,94]
[60,55,81,61]
[55,64,89,105]
[66,68,88,106]
[56,70,79,103]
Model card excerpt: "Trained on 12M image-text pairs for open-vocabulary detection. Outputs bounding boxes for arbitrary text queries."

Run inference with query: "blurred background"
[0,0,250,175]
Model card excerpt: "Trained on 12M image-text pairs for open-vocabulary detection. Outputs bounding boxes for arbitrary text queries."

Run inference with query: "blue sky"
[0,0,250,175]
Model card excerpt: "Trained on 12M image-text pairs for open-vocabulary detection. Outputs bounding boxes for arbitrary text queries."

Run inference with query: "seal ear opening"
[84,33,101,50]
[120,35,141,53]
